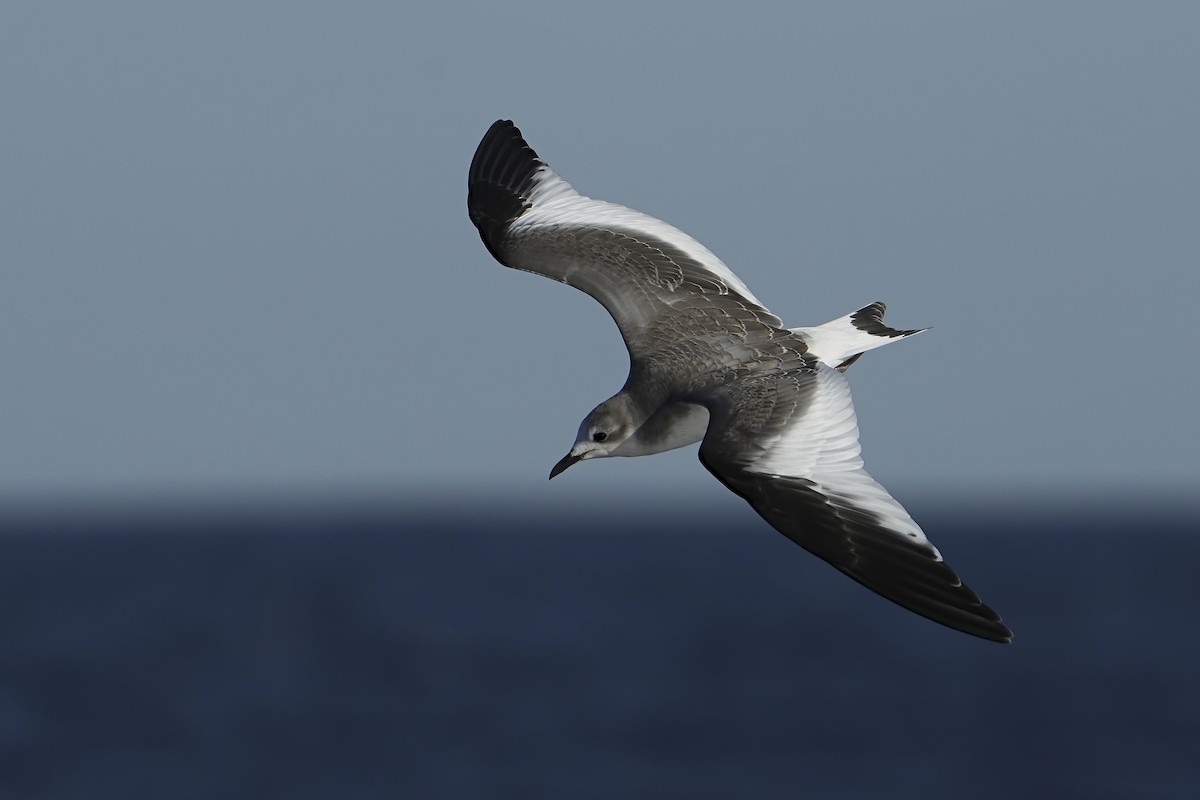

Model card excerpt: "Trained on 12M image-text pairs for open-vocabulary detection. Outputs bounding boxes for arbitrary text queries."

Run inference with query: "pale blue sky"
[2,2,1197,503]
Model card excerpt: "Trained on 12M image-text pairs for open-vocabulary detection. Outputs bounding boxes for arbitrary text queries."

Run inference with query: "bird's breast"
[612,402,710,457]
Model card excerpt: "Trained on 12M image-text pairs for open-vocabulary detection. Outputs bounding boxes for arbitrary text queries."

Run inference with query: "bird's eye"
[592,431,608,442]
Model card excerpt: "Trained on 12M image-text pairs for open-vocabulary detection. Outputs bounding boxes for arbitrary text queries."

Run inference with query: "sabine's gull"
[467,120,1011,643]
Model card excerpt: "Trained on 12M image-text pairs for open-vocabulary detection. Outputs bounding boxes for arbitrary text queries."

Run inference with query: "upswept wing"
[696,364,1012,643]
[468,120,788,360]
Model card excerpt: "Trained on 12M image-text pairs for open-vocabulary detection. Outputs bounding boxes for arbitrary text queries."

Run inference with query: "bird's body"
[468,120,1011,643]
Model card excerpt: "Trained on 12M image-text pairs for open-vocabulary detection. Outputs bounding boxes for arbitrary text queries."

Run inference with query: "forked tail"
[790,302,926,372]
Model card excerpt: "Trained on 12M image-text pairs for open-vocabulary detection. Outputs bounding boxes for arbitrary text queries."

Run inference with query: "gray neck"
[612,401,709,457]
[620,366,674,419]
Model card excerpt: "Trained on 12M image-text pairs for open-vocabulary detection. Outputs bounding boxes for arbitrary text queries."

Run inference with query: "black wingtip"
[701,454,1013,644]
[467,120,545,250]
[850,302,925,338]
[826,544,1014,644]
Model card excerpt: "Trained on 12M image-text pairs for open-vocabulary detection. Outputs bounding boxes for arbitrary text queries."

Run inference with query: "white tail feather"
[790,302,925,371]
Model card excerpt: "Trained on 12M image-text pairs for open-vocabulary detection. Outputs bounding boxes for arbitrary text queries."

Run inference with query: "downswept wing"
[468,120,789,360]
[696,364,1012,643]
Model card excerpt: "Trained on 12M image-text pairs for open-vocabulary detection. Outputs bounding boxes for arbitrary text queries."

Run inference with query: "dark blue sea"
[1,497,1197,799]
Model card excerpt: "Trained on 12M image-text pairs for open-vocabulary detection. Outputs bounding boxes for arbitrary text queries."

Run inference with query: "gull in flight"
[467,120,1011,643]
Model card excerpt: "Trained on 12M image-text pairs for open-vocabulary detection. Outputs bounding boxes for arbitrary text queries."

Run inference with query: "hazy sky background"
[2,2,1197,504]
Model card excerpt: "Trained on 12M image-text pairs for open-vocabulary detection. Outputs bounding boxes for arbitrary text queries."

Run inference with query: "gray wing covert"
[468,120,789,361]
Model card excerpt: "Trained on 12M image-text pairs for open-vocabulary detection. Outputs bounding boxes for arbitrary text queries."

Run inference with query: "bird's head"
[549,395,639,479]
